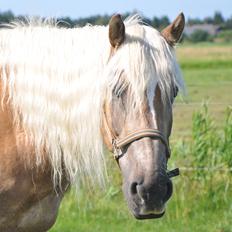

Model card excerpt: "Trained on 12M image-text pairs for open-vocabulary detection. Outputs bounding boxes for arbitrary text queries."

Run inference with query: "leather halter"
[102,106,171,160]
[102,108,179,179]
[112,128,171,160]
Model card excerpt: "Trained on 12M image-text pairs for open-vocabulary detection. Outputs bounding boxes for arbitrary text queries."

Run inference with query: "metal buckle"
[112,139,123,160]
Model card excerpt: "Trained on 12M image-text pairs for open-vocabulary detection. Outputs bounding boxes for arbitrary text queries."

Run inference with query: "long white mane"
[0,15,184,189]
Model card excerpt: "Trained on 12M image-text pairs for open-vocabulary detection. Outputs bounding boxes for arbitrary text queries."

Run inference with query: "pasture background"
[50,43,232,232]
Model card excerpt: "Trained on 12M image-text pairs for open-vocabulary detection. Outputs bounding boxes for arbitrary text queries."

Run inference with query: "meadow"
[50,43,232,232]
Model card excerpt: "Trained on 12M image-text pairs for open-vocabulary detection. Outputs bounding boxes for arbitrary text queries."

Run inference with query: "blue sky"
[1,0,231,20]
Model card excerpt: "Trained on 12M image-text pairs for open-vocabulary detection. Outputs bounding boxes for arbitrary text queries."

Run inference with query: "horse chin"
[132,207,166,220]
[133,211,165,220]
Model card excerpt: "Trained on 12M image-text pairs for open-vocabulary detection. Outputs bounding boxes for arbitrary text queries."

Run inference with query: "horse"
[0,12,185,231]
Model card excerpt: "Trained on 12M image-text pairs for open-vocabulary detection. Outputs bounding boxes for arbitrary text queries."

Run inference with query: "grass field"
[173,43,232,139]
[50,43,232,232]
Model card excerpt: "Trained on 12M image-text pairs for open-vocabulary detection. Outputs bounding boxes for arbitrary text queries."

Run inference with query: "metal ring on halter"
[112,139,124,160]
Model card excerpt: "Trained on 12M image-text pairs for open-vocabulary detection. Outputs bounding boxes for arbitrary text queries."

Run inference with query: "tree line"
[0,10,231,28]
[0,10,231,42]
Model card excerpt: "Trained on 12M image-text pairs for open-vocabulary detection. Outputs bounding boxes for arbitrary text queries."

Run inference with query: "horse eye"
[113,85,128,99]
[113,90,122,98]
[173,86,179,98]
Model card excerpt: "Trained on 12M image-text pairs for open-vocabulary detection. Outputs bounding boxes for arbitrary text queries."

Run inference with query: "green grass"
[177,43,232,69]
[172,68,232,139]
[50,43,232,232]
[180,60,232,69]
[172,44,232,139]
[50,188,232,232]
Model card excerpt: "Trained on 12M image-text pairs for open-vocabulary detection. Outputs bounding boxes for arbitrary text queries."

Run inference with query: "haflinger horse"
[0,12,185,232]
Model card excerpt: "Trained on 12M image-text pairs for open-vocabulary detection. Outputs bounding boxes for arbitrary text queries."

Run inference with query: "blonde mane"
[0,15,184,189]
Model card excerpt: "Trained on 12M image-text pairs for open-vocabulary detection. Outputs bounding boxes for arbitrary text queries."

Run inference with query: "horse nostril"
[130,182,138,195]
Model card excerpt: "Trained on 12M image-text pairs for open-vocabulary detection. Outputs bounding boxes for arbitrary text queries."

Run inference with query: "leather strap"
[102,107,170,160]
[112,128,170,160]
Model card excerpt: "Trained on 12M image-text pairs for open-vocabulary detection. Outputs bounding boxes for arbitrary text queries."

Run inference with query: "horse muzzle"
[123,168,180,220]
[122,173,174,220]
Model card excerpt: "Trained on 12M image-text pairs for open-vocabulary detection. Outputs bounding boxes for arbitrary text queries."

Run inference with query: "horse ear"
[109,14,125,48]
[161,13,185,46]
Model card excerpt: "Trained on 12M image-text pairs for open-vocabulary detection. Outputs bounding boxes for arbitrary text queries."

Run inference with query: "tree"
[225,17,232,29]
[213,11,224,25]
[151,16,160,28]
[0,10,14,23]
[189,30,210,42]
[159,16,170,29]
[216,30,232,42]
[188,18,202,25]
[204,17,213,24]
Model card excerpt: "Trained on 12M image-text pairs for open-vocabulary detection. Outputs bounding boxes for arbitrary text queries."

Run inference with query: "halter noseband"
[112,128,171,160]
[103,110,179,179]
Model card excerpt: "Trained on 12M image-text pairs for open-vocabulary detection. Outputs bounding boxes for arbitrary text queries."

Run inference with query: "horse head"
[102,13,185,219]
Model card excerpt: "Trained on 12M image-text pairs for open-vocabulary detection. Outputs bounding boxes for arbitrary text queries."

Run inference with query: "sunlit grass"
[50,179,232,232]
[176,43,232,70]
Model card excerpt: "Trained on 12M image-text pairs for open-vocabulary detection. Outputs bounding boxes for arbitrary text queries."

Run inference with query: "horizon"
[0,0,231,21]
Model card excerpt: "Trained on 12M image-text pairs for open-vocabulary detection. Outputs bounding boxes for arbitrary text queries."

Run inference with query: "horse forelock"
[107,17,185,111]
[0,15,184,190]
